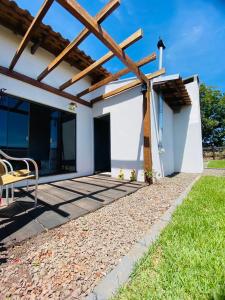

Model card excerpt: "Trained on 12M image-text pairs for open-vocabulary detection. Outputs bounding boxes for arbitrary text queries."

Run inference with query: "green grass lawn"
[114,176,225,300]
[207,160,225,169]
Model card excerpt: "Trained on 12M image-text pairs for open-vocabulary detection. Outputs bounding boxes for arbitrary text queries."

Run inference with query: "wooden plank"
[9,0,54,70]
[59,29,143,90]
[0,66,91,107]
[91,68,165,104]
[37,0,120,81]
[56,0,149,84]
[77,53,156,98]
[143,85,152,177]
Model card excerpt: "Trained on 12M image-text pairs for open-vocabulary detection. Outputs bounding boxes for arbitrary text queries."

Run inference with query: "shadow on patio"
[0,174,144,247]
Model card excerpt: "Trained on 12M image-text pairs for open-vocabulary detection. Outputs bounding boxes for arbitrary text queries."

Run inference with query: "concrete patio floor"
[0,174,145,247]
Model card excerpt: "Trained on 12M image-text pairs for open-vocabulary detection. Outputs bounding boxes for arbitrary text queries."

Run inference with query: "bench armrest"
[0,150,39,179]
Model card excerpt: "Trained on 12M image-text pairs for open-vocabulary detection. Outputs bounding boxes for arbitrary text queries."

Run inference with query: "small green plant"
[145,168,153,184]
[130,169,137,182]
[118,169,124,180]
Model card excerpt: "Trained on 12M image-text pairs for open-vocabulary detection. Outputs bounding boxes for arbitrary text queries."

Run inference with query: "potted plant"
[145,168,153,184]
[118,169,124,180]
[130,169,137,182]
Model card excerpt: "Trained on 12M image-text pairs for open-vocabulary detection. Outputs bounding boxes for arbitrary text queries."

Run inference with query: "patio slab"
[36,206,69,229]
[0,174,145,246]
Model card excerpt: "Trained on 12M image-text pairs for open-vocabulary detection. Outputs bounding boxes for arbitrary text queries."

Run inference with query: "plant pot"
[145,176,153,185]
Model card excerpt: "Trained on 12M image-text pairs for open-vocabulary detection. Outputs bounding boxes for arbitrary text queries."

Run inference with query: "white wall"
[0,25,94,182]
[92,75,203,182]
[0,25,92,95]
[151,90,162,177]
[92,86,145,182]
[161,101,174,175]
[151,90,175,178]
[173,78,203,173]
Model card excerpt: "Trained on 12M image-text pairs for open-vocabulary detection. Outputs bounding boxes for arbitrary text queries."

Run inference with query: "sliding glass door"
[61,113,76,173]
[0,96,29,157]
[0,93,76,176]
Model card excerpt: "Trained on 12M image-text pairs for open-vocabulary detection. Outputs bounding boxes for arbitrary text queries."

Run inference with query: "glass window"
[0,96,8,147]
[61,113,76,172]
[7,97,29,149]
[0,93,76,175]
[50,111,59,149]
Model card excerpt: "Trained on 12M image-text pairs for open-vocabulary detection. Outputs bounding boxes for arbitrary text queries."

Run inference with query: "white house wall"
[173,78,203,173]
[0,25,94,183]
[92,75,203,181]
[0,25,92,95]
[151,90,175,178]
[161,101,174,175]
[92,86,145,182]
[151,90,162,177]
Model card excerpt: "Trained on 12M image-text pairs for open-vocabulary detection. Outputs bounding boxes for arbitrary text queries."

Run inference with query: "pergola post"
[142,85,153,182]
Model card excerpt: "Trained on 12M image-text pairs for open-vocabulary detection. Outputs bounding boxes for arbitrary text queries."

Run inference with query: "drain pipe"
[157,38,166,154]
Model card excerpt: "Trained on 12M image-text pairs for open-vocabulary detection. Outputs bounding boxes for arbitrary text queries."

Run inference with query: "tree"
[200,83,225,148]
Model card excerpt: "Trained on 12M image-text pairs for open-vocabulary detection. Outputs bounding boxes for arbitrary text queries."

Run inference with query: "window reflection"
[7,97,29,149]
[0,96,7,147]
[0,94,76,176]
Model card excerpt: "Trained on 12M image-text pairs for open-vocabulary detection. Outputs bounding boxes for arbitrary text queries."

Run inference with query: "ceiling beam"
[37,0,120,81]
[59,29,143,90]
[91,68,166,104]
[9,0,54,70]
[77,53,156,98]
[56,0,149,84]
[0,66,90,107]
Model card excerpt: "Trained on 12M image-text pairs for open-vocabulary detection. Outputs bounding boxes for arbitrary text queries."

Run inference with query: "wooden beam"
[143,85,152,177]
[37,0,120,81]
[91,68,165,104]
[59,29,143,90]
[0,66,91,107]
[77,53,156,98]
[9,0,54,70]
[56,0,149,84]
[31,36,46,55]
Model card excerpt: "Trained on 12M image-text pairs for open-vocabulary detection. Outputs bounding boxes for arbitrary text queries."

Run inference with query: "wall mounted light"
[68,102,77,112]
[0,88,7,94]
[0,88,7,101]
[141,83,147,94]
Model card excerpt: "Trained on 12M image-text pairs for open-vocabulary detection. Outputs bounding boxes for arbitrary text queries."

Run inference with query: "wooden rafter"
[0,66,90,107]
[37,0,120,81]
[56,0,149,84]
[59,29,143,90]
[153,78,191,109]
[9,0,54,70]
[77,53,156,98]
[91,68,165,104]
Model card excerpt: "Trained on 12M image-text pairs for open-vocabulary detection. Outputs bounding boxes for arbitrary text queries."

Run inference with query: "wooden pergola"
[1,0,166,177]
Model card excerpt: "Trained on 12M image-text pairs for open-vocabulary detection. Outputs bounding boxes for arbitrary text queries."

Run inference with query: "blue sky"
[15,0,225,91]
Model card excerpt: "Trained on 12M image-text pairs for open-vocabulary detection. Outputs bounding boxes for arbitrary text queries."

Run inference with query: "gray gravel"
[204,168,225,176]
[0,173,197,299]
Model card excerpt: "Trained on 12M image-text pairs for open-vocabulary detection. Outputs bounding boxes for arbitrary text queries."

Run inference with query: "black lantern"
[0,88,7,101]
[141,83,147,94]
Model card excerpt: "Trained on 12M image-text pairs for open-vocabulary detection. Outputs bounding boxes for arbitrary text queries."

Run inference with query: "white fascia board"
[106,74,183,89]
[153,74,180,83]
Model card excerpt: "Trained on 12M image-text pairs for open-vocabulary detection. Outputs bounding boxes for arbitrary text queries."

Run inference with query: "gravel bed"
[0,173,197,299]
[203,168,225,176]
